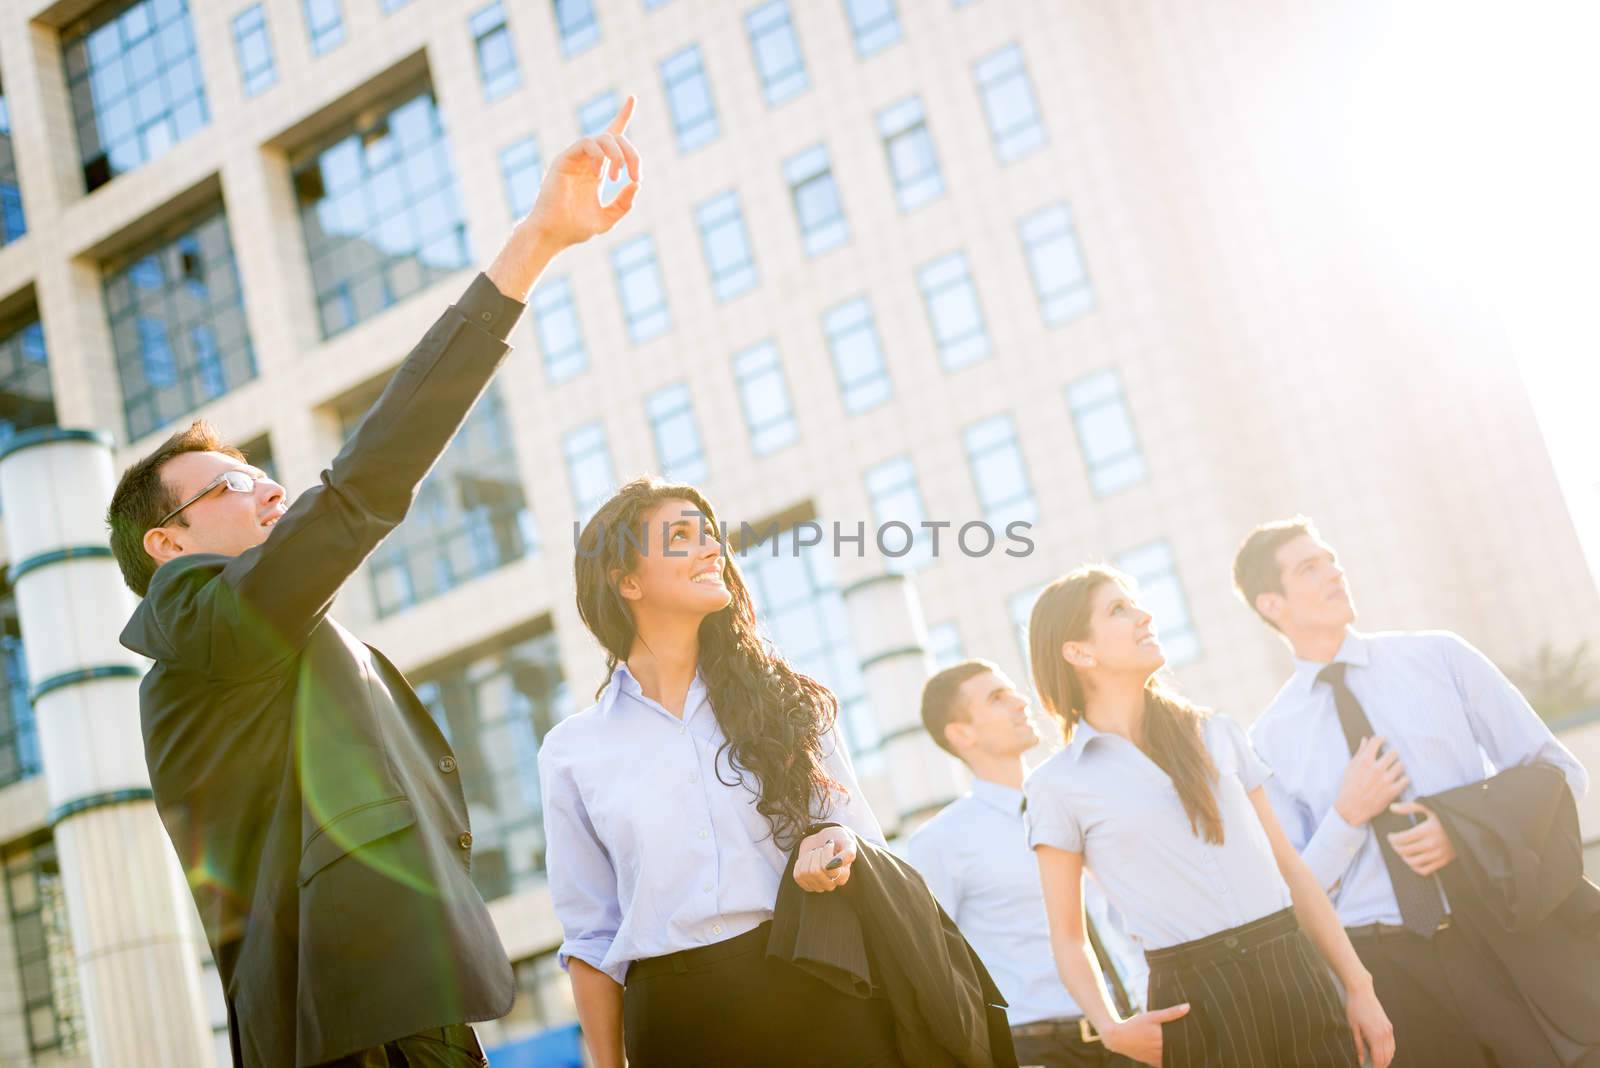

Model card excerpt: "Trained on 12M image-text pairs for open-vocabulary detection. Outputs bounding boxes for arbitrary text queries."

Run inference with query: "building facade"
[0,0,1597,1062]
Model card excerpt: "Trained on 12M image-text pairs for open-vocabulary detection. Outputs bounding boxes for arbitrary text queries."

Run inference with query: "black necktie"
[1317,663,1447,937]
[1021,795,1133,1016]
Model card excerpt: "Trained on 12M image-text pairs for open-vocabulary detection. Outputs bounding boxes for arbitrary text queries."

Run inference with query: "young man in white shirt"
[907,659,1139,1068]
[1234,516,1592,1068]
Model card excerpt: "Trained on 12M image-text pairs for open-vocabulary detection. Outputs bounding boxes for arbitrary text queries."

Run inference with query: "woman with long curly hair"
[538,477,900,1067]
[1023,565,1394,1068]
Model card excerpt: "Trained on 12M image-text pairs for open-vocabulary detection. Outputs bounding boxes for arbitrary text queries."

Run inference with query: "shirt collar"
[1063,718,1107,763]
[599,662,708,720]
[969,777,1025,817]
[1290,629,1370,696]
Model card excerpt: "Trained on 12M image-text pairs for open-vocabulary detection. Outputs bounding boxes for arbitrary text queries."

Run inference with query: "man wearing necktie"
[1233,517,1591,1067]
[908,660,1140,1068]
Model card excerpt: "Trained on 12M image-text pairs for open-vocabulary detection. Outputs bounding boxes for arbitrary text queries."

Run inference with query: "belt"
[1145,907,1298,971]
[1011,1017,1101,1045]
[627,922,770,983]
[1346,916,1453,944]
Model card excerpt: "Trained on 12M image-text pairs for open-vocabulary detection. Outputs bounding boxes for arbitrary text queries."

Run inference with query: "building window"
[823,297,891,413]
[532,277,586,384]
[613,235,670,344]
[927,621,964,668]
[563,421,616,522]
[974,43,1044,163]
[577,90,626,204]
[843,0,901,57]
[0,77,22,245]
[340,384,534,617]
[746,0,807,106]
[415,630,574,900]
[695,190,757,301]
[737,525,881,768]
[3,836,85,1057]
[918,252,990,370]
[785,144,848,257]
[471,1,521,102]
[661,44,718,152]
[380,0,411,11]
[0,584,38,788]
[864,455,932,573]
[63,0,209,192]
[500,135,540,220]
[105,208,255,441]
[878,96,942,211]
[1009,583,1044,664]
[1021,202,1093,325]
[554,0,599,57]
[231,5,277,98]
[733,342,798,456]
[1115,541,1199,665]
[293,85,468,339]
[1068,369,1146,496]
[964,414,1036,530]
[0,311,55,453]
[302,0,344,55]
[646,382,709,484]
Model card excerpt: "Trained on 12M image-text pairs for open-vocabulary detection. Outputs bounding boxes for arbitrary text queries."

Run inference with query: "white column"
[841,572,965,838]
[0,429,213,1068]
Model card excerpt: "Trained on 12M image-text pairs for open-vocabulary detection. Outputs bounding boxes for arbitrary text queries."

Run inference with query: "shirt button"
[438,755,457,774]
[458,832,473,850]
[698,830,708,840]
[688,773,698,784]
[703,884,712,893]
[712,924,723,936]
[679,726,686,735]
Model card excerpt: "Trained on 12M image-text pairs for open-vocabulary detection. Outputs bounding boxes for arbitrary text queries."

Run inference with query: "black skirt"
[1144,908,1358,1068]
[623,922,903,1068]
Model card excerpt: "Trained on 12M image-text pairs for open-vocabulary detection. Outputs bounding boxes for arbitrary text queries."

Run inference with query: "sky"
[1337,1,1600,580]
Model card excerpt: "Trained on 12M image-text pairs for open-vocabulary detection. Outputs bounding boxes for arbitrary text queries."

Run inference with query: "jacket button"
[458,832,473,850]
[439,755,457,773]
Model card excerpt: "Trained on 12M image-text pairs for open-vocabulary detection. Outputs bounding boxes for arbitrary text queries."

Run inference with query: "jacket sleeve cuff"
[454,272,527,342]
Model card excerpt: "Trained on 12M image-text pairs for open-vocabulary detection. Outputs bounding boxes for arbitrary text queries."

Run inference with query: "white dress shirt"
[908,779,1084,1025]
[1252,629,1589,929]
[1025,714,1291,951]
[538,664,886,985]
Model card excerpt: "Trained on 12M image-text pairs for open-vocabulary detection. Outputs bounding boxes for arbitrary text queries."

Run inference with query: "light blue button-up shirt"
[538,664,886,985]
[1251,630,1589,929]
[907,779,1146,1025]
[1024,714,1291,951]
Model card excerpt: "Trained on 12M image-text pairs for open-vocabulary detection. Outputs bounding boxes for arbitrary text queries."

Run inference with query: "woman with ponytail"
[1024,566,1393,1068]
[538,478,900,1067]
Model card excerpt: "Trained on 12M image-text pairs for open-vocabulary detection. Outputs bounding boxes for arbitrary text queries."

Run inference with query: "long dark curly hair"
[574,477,846,851]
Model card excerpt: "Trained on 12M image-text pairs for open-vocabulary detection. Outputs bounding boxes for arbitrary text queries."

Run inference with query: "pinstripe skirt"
[1145,908,1357,1068]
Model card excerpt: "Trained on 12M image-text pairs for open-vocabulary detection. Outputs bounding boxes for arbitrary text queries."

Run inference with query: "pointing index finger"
[607,94,637,137]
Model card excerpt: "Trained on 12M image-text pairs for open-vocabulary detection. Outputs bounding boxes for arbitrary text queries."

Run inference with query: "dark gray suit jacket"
[120,274,523,1067]
[1426,763,1600,1059]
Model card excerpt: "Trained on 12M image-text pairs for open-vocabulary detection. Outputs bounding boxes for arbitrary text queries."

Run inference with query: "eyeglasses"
[156,469,264,527]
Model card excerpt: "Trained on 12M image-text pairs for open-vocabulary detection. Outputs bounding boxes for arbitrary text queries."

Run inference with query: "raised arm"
[201,100,643,661]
